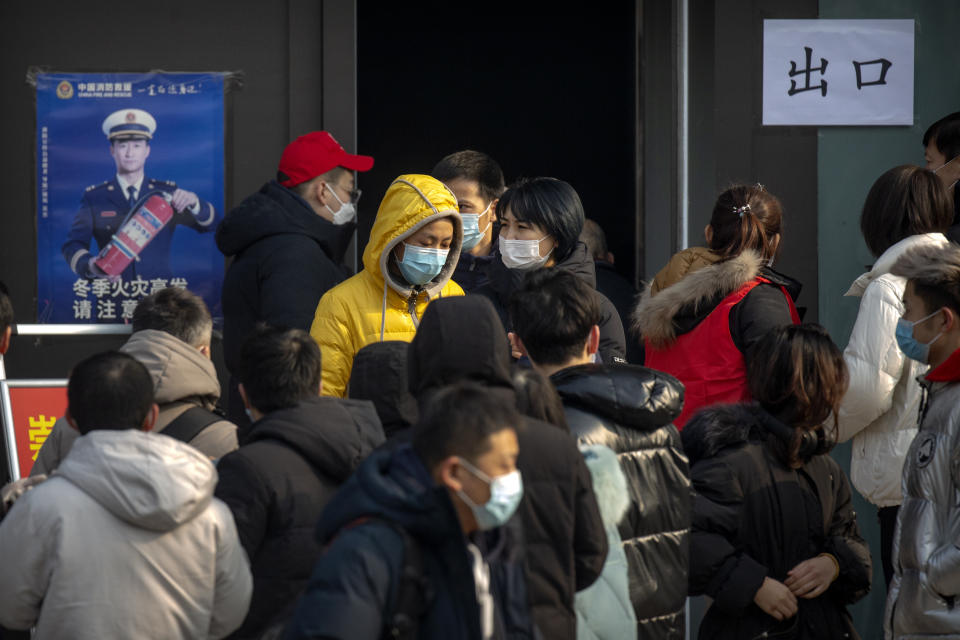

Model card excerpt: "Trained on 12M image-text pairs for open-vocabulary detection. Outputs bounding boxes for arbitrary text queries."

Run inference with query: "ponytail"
[708,184,783,261]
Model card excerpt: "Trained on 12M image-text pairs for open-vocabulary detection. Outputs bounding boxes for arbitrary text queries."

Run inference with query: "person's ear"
[197,343,211,359]
[769,233,782,257]
[940,307,956,333]
[437,456,465,493]
[313,179,329,206]
[507,332,526,360]
[0,326,11,355]
[142,403,159,433]
[394,243,406,261]
[65,408,79,432]
[238,383,252,410]
[704,224,713,245]
[489,198,500,222]
[586,325,600,356]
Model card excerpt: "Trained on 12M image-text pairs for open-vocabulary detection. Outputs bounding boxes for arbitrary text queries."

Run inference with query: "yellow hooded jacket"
[310,174,464,397]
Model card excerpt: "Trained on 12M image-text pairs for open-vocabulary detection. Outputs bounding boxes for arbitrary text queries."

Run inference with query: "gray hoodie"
[0,429,252,638]
[31,329,238,476]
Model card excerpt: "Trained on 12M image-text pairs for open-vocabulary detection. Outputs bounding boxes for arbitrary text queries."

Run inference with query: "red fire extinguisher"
[94,191,175,277]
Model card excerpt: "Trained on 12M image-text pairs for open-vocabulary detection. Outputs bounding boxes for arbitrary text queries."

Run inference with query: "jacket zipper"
[407,287,423,326]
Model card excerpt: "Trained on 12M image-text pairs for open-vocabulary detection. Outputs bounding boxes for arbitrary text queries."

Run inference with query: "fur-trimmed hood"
[633,251,799,347]
[682,403,779,465]
[578,444,631,528]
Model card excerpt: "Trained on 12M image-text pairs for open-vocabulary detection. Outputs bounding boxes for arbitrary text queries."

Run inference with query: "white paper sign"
[762,19,914,126]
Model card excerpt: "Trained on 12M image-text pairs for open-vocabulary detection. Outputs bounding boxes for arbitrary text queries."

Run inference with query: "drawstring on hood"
[366,175,463,336]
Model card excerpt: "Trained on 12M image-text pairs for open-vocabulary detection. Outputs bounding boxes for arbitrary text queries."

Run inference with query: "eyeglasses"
[328,182,362,205]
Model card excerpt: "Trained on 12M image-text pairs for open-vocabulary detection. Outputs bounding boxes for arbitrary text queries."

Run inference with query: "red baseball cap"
[277,131,374,187]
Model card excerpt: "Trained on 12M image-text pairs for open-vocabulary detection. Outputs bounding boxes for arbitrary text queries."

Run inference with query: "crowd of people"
[0,112,959,640]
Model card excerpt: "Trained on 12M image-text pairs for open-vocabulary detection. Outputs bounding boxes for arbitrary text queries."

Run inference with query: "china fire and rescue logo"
[56,81,74,99]
[125,111,137,122]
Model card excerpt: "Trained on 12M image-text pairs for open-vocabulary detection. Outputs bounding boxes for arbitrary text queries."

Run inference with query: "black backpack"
[160,406,224,444]
[337,516,433,640]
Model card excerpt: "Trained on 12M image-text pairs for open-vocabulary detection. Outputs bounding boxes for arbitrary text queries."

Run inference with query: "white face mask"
[324,184,357,225]
[934,160,959,191]
[500,234,553,270]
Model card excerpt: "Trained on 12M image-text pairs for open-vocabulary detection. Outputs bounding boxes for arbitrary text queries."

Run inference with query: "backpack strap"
[382,519,429,640]
[160,406,223,444]
[332,516,431,640]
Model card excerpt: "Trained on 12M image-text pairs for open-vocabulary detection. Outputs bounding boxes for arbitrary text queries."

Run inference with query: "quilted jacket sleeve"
[836,278,907,443]
[688,457,768,614]
[821,459,872,604]
[310,292,356,399]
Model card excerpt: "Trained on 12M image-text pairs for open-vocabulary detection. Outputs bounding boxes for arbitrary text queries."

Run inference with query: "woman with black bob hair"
[685,324,872,640]
[474,176,626,363]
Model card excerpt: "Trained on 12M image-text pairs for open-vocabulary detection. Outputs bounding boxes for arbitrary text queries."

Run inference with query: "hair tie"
[733,204,752,218]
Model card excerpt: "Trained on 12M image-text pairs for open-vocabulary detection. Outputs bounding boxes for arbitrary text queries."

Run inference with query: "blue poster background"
[36,72,225,323]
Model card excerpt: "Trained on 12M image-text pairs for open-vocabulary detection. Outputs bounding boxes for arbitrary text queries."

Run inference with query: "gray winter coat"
[886,373,960,639]
[31,329,238,476]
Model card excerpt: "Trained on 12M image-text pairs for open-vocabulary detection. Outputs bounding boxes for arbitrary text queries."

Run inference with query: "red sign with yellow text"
[8,386,67,479]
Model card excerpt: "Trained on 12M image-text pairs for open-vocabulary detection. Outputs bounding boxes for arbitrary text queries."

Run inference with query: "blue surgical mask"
[398,243,449,286]
[456,457,524,531]
[895,309,943,364]
[460,202,493,252]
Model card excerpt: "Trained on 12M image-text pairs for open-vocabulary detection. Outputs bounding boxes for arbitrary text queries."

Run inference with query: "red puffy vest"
[644,277,799,429]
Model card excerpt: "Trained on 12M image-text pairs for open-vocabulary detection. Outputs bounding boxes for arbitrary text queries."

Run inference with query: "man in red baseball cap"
[216,130,373,429]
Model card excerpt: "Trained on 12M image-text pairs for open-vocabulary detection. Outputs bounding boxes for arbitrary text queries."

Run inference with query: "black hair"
[708,184,783,261]
[859,165,952,258]
[68,351,155,434]
[579,219,609,262]
[413,381,519,470]
[509,268,602,366]
[239,325,322,414]
[0,281,12,334]
[132,287,212,347]
[747,324,848,466]
[512,367,568,430]
[432,150,506,204]
[923,111,960,162]
[496,177,585,261]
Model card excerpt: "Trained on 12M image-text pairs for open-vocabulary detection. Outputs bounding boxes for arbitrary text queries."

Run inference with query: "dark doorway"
[356,2,639,284]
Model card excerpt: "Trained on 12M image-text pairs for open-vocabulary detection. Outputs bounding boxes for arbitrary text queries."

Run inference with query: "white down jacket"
[837,233,949,507]
[0,430,252,639]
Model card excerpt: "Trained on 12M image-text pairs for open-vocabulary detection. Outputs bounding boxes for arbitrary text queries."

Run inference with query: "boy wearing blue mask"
[886,242,960,638]
[433,150,506,292]
[285,382,524,640]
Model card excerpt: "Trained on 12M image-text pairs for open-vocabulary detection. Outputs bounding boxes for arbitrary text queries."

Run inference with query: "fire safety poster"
[34,72,225,323]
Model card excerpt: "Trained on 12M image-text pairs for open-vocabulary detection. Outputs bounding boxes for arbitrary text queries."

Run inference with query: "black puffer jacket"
[474,241,626,364]
[552,363,690,640]
[214,396,385,638]
[683,404,871,640]
[216,181,355,374]
[408,295,608,640]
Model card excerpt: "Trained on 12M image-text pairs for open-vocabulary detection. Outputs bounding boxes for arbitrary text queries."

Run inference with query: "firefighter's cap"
[102,109,156,141]
[277,131,374,188]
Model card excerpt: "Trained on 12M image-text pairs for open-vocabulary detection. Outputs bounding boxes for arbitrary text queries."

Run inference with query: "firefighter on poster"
[62,108,217,281]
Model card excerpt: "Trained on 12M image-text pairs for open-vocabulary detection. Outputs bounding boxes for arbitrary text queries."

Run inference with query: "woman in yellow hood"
[310,174,464,397]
